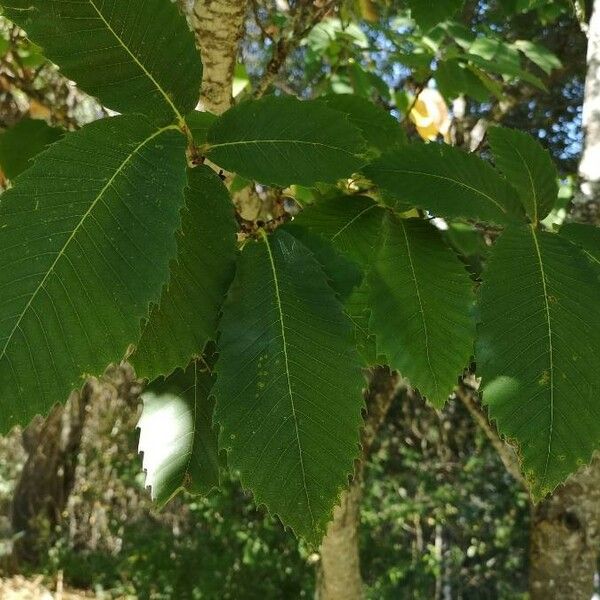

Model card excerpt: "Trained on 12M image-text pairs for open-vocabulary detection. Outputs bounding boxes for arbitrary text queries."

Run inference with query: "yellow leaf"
[410,89,450,142]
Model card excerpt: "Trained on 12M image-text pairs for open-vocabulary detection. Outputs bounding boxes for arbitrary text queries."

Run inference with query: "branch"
[456,378,527,488]
[254,0,337,98]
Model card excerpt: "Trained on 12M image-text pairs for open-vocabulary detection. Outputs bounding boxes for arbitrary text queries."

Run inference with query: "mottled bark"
[529,455,600,599]
[315,368,401,600]
[189,0,248,114]
[529,4,600,597]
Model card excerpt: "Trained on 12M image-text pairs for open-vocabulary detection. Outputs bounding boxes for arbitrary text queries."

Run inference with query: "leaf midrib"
[261,231,315,528]
[530,225,555,483]
[0,124,179,361]
[512,145,539,223]
[374,167,508,217]
[399,219,439,397]
[87,0,183,122]
[208,139,358,158]
[331,204,377,241]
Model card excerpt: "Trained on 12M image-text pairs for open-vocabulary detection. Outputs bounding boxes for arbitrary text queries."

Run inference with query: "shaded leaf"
[4,0,201,122]
[319,94,406,154]
[284,222,362,301]
[0,118,63,179]
[213,229,364,545]
[369,214,475,406]
[0,115,187,430]
[289,195,384,268]
[477,226,600,498]
[205,96,366,187]
[186,111,218,147]
[488,126,557,224]
[435,59,490,102]
[139,357,220,504]
[407,0,464,31]
[559,223,600,266]
[363,143,524,226]
[132,166,237,381]
[285,197,386,366]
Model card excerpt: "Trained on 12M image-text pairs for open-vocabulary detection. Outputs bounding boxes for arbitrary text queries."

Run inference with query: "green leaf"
[435,59,490,102]
[0,118,63,179]
[186,110,218,147]
[285,197,386,366]
[289,195,384,268]
[559,223,600,267]
[513,40,562,75]
[0,115,187,431]
[407,0,464,31]
[477,226,600,498]
[4,0,201,122]
[488,126,558,224]
[283,222,363,301]
[213,229,364,544]
[469,37,521,74]
[319,94,406,154]
[139,357,220,504]
[205,96,366,187]
[466,38,546,90]
[369,214,475,406]
[363,143,524,226]
[345,278,381,367]
[132,166,237,381]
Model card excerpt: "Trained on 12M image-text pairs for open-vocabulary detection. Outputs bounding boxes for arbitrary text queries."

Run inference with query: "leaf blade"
[205,96,366,186]
[477,226,600,497]
[132,166,237,381]
[488,126,558,223]
[0,115,187,430]
[4,0,202,121]
[0,118,63,179]
[363,143,524,226]
[213,229,365,544]
[369,215,476,406]
[139,358,220,504]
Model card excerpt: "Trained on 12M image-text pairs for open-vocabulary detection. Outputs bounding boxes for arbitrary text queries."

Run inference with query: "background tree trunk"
[575,0,600,223]
[529,3,600,597]
[10,366,141,565]
[315,368,401,600]
[529,455,600,599]
[11,390,87,563]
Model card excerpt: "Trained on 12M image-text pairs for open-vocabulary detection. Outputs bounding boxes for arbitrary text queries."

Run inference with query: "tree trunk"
[575,0,600,223]
[315,368,401,600]
[10,365,141,565]
[189,0,248,114]
[11,388,88,563]
[529,3,600,597]
[529,455,600,599]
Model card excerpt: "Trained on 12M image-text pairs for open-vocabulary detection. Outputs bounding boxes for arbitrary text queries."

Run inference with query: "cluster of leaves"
[1,0,599,547]
[277,0,564,113]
